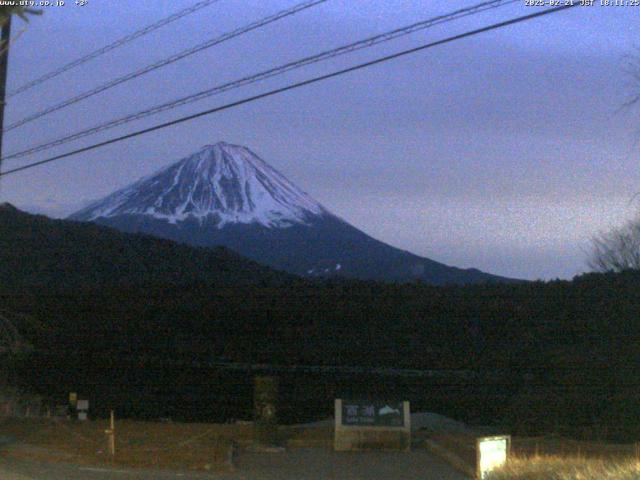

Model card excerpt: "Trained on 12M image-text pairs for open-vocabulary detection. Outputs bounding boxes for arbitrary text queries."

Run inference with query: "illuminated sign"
[477,435,510,479]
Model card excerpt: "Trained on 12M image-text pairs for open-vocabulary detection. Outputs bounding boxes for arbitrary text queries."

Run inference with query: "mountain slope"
[70,142,513,285]
[0,203,292,292]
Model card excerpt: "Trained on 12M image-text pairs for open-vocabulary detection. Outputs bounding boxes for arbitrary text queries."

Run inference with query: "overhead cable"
[4,0,518,161]
[3,0,328,132]
[7,0,223,98]
[0,3,580,178]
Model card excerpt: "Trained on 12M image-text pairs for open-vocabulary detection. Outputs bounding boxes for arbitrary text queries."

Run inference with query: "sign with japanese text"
[341,400,405,427]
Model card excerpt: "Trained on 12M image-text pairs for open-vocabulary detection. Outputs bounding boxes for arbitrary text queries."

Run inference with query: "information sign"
[341,400,405,427]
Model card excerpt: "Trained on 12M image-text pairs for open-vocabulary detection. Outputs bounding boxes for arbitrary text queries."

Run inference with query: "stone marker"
[254,376,278,446]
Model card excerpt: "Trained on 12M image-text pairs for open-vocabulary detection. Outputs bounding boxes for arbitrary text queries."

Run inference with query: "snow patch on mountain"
[71,142,327,228]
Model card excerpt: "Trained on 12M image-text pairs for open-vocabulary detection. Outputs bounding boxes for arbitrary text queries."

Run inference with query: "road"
[0,448,469,479]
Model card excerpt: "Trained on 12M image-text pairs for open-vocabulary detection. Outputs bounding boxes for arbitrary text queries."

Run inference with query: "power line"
[6,0,222,98]
[0,3,581,178]
[3,0,519,162]
[3,0,329,132]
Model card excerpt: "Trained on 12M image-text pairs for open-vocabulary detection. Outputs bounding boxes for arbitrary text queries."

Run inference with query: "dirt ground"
[0,416,470,478]
[2,415,637,479]
[0,417,238,472]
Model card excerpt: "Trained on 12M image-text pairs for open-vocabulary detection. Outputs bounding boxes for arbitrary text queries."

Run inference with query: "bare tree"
[589,216,640,272]
[590,53,640,273]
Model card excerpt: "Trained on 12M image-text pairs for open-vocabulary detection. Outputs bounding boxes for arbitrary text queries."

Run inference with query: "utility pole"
[0,14,11,170]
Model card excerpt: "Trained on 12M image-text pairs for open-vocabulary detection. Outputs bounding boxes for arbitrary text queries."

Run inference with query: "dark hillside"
[2,205,640,440]
[0,204,292,291]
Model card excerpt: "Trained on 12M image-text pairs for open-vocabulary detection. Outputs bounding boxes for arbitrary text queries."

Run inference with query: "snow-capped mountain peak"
[69,142,512,284]
[71,142,327,228]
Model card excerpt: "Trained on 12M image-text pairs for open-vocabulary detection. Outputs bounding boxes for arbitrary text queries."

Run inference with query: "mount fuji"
[69,142,510,284]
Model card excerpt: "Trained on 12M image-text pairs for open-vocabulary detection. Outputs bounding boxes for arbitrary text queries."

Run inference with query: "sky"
[1,0,638,280]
